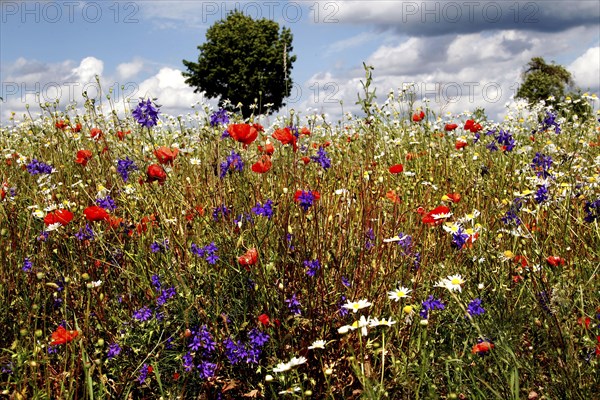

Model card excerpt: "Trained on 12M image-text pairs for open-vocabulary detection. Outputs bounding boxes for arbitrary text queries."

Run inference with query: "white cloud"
[0,57,205,123]
[69,57,104,83]
[293,27,600,122]
[117,58,144,80]
[569,47,600,92]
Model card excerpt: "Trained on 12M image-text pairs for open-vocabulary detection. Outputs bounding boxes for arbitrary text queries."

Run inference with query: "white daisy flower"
[388,286,412,301]
[342,299,372,313]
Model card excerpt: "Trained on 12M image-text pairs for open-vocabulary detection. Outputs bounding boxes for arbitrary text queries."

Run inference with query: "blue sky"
[1,1,599,123]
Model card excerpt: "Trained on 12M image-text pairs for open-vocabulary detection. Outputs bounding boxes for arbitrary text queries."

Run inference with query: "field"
[1,78,599,399]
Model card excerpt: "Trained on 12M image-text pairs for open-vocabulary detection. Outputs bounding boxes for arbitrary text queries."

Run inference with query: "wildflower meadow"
[1,70,599,399]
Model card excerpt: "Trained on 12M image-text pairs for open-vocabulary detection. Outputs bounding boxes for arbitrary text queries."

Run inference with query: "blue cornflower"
[156,287,176,306]
[413,252,421,271]
[191,242,219,264]
[198,361,217,379]
[467,298,485,316]
[133,306,153,322]
[75,224,95,241]
[183,352,194,372]
[365,228,375,250]
[223,338,246,365]
[584,198,600,223]
[495,129,516,152]
[150,239,169,253]
[107,342,121,359]
[116,157,138,182]
[219,150,244,179]
[212,204,231,222]
[310,146,331,170]
[137,364,151,384]
[151,275,161,291]
[304,259,321,277]
[451,228,469,249]
[22,257,32,273]
[26,159,53,175]
[132,98,160,128]
[420,295,445,319]
[295,190,318,212]
[342,276,351,288]
[251,199,274,219]
[541,111,561,134]
[338,295,349,316]
[531,153,553,178]
[502,198,523,226]
[534,184,549,204]
[248,328,270,348]
[96,195,117,211]
[210,108,229,127]
[397,233,413,255]
[285,294,302,315]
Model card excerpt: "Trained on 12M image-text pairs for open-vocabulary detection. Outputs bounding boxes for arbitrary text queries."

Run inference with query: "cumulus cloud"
[117,58,144,80]
[569,47,600,92]
[294,26,600,122]
[0,57,205,122]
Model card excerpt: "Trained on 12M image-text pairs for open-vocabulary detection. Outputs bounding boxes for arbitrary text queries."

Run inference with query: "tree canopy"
[182,11,296,118]
[516,57,574,106]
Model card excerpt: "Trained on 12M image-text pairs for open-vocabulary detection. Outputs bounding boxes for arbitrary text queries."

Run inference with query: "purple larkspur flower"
[116,157,138,182]
[132,98,160,128]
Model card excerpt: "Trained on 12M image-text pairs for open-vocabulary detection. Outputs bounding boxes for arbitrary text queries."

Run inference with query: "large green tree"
[516,57,573,106]
[182,11,296,118]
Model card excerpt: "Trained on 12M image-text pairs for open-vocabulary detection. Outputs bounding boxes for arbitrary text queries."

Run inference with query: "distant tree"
[182,10,296,118]
[517,57,593,120]
[516,57,573,106]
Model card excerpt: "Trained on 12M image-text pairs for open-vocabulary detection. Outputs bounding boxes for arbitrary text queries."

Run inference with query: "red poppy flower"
[422,205,452,225]
[252,123,265,133]
[228,123,258,146]
[136,214,156,235]
[90,127,103,140]
[55,120,68,130]
[301,156,310,165]
[445,123,458,131]
[44,209,74,226]
[75,149,93,166]
[84,205,109,222]
[72,122,82,132]
[154,146,179,165]
[513,255,528,267]
[578,316,591,329]
[146,164,167,184]
[464,119,482,133]
[238,248,258,270]
[272,127,297,151]
[300,127,311,135]
[258,313,270,326]
[455,138,468,150]
[185,206,205,221]
[50,326,79,345]
[389,164,404,174]
[596,336,600,356]
[546,256,565,267]
[386,190,402,204]
[412,110,425,122]
[117,130,131,140]
[471,340,494,355]
[0,182,7,201]
[258,143,275,155]
[251,155,272,173]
